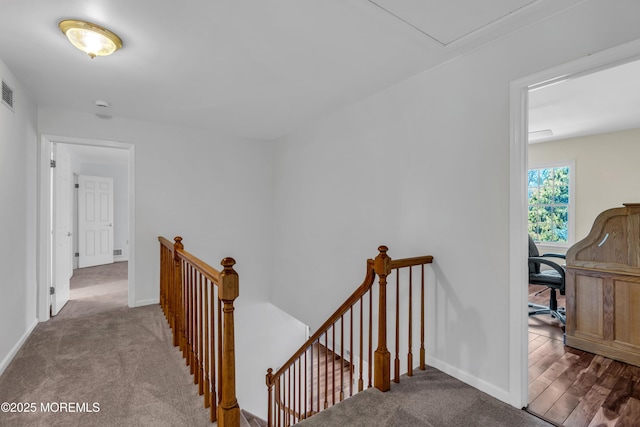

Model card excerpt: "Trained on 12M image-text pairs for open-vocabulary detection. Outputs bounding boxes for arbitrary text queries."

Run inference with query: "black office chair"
[528,235,566,324]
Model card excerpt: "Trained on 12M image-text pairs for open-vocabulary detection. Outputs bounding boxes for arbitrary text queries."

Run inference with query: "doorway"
[509,39,640,409]
[38,135,135,321]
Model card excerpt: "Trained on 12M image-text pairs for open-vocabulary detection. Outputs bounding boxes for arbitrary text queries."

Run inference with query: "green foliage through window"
[528,166,570,243]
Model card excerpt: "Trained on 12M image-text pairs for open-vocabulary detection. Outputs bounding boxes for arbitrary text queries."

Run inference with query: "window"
[528,163,573,244]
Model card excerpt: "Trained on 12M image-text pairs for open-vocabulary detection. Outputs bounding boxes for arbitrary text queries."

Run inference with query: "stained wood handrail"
[159,236,240,427]
[265,245,433,426]
[269,259,376,380]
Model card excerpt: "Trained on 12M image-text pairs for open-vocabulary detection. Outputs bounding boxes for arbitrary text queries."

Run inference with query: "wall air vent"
[2,80,14,111]
[113,248,123,256]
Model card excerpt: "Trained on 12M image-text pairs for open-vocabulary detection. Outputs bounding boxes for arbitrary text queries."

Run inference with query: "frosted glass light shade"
[59,20,123,58]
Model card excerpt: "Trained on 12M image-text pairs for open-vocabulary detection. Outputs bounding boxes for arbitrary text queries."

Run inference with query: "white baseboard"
[0,318,38,377]
[133,298,159,307]
[425,355,512,406]
[114,256,128,263]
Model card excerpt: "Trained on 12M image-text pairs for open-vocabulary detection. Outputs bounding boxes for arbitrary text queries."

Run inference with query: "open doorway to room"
[510,42,640,425]
[38,136,135,321]
[525,58,640,425]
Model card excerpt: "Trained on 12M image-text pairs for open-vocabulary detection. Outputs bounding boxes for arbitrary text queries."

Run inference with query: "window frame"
[527,160,575,248]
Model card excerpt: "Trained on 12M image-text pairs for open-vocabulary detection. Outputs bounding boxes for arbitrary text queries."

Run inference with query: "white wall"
[529,127,640,248]
[271,0,640,404]
[0,58,38,375]
[38,106,276,305]
[72,161,129,262]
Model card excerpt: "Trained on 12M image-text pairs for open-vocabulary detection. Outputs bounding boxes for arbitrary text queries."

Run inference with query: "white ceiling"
[1,0,636,143]
[528,58,640,143]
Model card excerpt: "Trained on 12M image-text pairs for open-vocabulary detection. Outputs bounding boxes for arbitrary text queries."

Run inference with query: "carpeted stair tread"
[241,409,267,427]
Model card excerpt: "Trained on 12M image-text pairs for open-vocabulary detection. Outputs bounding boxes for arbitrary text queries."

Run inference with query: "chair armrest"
[541,253,566,260]
[528,256,566,280]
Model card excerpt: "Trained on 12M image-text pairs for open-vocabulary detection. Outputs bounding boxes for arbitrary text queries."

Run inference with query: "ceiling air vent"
[2,80,14,111]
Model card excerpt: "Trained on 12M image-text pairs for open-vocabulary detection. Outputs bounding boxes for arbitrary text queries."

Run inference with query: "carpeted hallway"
[0,262,214,426]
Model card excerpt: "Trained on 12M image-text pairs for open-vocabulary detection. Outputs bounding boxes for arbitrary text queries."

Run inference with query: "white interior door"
[52,143,73,316]
[78,175,114,268]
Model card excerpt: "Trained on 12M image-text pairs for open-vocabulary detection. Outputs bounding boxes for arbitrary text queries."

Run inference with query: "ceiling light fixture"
[58,19,123,59]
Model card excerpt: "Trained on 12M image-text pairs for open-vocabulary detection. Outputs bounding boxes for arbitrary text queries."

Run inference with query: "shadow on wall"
[430,261,486,380]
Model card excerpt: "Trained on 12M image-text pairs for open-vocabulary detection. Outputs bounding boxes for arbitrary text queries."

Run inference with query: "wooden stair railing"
[159,236,240,427]
[265,246,433,427]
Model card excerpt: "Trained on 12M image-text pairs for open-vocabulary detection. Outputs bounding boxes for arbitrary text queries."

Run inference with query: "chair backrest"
[528,235,541,274]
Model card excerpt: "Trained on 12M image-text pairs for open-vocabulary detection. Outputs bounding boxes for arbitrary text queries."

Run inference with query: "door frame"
[508,39,640,408]
[37,135,136,321]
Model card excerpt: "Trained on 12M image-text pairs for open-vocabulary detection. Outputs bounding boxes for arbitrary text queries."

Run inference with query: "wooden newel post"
[266,368,273,427]
[374,245,391,392]
[173,237,184,349]
[218,257,240,427]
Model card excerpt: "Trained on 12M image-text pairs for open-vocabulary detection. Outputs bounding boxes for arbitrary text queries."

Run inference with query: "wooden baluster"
[277,378,281,427]
[394,268,400,383]
[173,237,184,351]
[185,263,190,365]
[340,315,344,402]
[294,359,298,423]
[420,264,426,370]
[160,245,166,317]
[217,296,223,407]
[290,365,294,425]
[192,267,199,381]
[408,267,413,377]
[368,289,373,389]
[303,350,307,418]
[184,262,191,365]
[374,245,391,392]
[194,267,199,378]
[358,297,364,392]
[217,257,240,427]
[161,246,166,312]
[349,307,354,397]
[323,333,328,409]
[297,357,301,422]
[287,370,291,426]
[316,340,320,413]
[331,324,336,406]
[210,283,218,422]
[193,266,199,378]
[182,261,187,358]
[165,247,171,329]
[163,245,167,315]
[166,247,171,321]
[204,278,210,409]
[190,265,196,375]
[198,272,204,394]
[309,343,314,415]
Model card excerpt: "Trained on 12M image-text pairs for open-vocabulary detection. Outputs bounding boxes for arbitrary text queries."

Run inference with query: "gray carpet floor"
[297,367,551,427]
[0,262,214,427]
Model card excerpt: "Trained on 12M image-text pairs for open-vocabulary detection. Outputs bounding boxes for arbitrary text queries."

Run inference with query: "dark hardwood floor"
[528,285,640,426]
